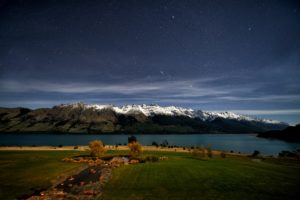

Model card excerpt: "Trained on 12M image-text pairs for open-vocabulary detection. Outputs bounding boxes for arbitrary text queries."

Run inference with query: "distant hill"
[0,103,288,134]
[257,124,300,142]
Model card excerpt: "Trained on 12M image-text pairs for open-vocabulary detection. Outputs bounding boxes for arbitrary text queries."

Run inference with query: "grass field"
[100,151,300,200]
[0,151,84,199]
[0,150,299,200]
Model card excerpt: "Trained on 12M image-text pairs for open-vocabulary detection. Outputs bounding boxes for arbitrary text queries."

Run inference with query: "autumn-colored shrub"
[192,146,205,158]
[89,140,106,157]
[128,141,143,157]
[159,156,168,161]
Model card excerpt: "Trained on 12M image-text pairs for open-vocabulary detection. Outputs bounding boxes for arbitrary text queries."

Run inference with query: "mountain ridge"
[0,102,288,134]
[56,102,284,124]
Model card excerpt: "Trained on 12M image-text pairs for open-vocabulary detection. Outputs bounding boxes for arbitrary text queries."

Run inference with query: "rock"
[83,190,97,195]
[129,159,139,164]
[159,156,168,160]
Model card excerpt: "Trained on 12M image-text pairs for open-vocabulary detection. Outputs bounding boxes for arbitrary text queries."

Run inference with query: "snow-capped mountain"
[0,103,288,134]
[58,102,283,125]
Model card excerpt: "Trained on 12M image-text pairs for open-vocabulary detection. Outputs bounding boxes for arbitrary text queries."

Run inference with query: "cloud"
[1,77,299,106]
[210,109,300,115]
[0,78,229,96]
[217,95,300,102]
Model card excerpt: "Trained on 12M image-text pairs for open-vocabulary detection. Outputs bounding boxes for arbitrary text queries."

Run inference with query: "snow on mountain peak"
[57,103,284,125]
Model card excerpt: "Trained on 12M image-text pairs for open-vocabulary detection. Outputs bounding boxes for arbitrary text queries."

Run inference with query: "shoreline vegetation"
[257,124,300,142]
[0,145,240,156]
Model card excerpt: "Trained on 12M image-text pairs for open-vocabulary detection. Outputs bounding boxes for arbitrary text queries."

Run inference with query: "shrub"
[73,146,78,149]
[161,140,169,147]
[152,141,158,147]
[145,156,159,162]
[251,150,260,157]
[206,145,213,158]
[128,141,143,157]
[220,151,226,158]
[89,140,105,157]
[128,136,137,144]
[192,147,205,158]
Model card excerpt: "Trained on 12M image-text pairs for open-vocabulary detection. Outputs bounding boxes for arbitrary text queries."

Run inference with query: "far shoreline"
[0,131,260,135]
[0,145,269,157]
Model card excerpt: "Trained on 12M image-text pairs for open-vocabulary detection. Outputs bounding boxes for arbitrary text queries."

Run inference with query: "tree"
[161,140,169,147]
[128,141,143,157]
[128,136,137,144]
[251,150,260,157]
[89,140,105,157]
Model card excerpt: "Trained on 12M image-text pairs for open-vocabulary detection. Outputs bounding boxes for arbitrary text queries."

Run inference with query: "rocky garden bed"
[26,155,166,200]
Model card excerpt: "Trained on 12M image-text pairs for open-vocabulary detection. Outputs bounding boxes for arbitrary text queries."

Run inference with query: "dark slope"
[257,124,300,142]
[0,105,288,134]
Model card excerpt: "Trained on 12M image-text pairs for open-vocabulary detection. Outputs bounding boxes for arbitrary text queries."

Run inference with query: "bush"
[192,147,205,158]
[128,136,137,144]
[89,140,105,157]
[145,156,159,162]
[220,151,226,158]
[206,145,213,158]
[152,141,158,147]
[251,150,260,157]
[278,151,297,157]
[128,141,143,157]
[161,140,169,147]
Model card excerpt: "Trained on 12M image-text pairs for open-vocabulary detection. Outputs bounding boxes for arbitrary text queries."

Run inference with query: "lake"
[0,133,299,155]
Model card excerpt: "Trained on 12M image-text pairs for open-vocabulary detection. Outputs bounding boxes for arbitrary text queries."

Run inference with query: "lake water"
[0,133,299,155]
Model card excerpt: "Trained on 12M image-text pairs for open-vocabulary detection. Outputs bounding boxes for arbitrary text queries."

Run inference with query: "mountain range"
[0,103,288,134]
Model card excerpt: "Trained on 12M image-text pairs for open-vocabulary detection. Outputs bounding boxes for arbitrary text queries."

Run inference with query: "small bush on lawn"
[89,140,106,157]
[206,145,213,158]
[192,146,206,159]
[220,151,226,158]
[128,141,143,157]
[145,156,159,162]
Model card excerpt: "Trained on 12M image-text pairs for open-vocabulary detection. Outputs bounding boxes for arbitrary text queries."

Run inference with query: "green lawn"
[0,150,299,200]
[0,151,84,200]
[100,151,300,200]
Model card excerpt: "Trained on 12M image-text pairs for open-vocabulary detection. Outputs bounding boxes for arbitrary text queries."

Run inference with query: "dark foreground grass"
[100,151,300,200]
[0,150,299,200]
[0,151,83,200]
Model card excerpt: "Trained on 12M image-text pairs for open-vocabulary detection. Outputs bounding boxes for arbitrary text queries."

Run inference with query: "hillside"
[257,124,300,142]
[0,103,288,134]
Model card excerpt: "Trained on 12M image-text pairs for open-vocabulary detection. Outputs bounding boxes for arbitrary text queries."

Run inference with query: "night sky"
[0,0,300,124]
